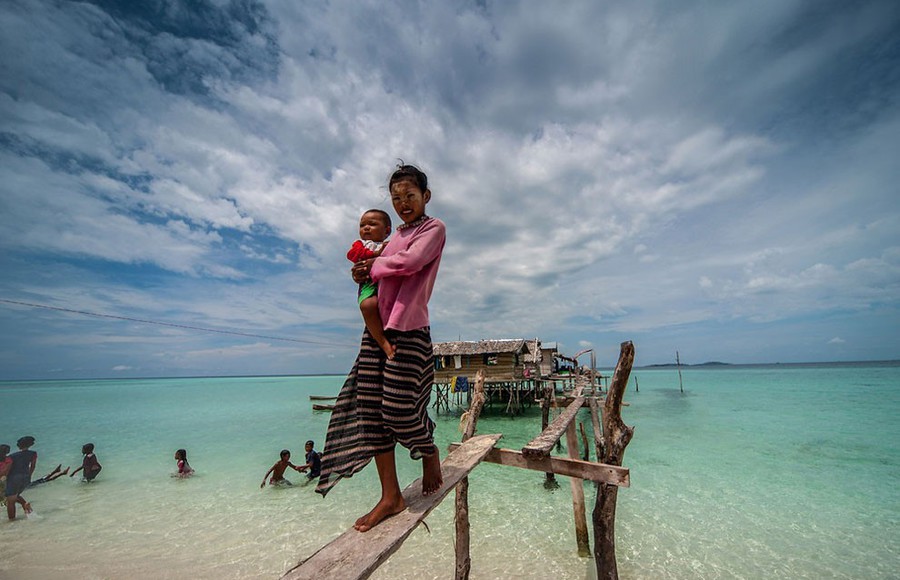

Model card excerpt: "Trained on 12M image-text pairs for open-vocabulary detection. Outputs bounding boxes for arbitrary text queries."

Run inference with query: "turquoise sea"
[1,362,898,579]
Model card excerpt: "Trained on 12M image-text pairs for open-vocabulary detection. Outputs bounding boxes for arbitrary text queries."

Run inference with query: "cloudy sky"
[1,0,898,380]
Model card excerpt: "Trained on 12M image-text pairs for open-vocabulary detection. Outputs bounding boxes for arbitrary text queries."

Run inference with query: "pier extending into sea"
[286,342,636,580]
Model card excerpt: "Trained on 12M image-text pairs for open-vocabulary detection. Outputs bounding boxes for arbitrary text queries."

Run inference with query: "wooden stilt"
[593,341,635,580]
[566,421,590,557]
[579,421,590,462]
[588,398,603,460]
[455,371,486,580]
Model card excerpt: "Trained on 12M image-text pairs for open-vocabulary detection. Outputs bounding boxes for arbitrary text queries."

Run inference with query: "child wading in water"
[260,449,303,488]
[347,209,394,359]
[317,163,445,532]
[173,449,194,478]
[5,436,38,520]
[70,443,102,481]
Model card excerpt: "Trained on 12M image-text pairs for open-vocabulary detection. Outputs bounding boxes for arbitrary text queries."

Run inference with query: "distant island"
[640,361,732,368]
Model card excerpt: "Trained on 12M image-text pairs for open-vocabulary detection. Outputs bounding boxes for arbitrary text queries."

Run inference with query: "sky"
[1,0,898,380]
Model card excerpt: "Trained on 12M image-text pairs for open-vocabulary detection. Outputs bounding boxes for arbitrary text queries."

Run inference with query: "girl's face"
[390,179,430,225]
[174,451,181,461]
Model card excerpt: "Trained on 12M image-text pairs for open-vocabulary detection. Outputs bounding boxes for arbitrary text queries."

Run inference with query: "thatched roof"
[433,339,529,356]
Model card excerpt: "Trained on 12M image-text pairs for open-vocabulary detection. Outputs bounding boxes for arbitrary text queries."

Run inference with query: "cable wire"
[0,298,355,348]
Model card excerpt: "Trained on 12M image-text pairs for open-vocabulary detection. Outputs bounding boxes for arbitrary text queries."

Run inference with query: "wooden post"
[540,383,557,486]
[455,370,486,580]
[676,350,683,393]
[588,398,603,460]
[579,421,590,462]
[593,341,635,580]
[566,421,590,557]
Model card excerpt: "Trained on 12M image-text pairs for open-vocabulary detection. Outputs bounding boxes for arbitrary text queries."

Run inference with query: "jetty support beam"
[445,446,629,487]
[593,341,635,580]
[455,370,486,580]
[566,420,590,556]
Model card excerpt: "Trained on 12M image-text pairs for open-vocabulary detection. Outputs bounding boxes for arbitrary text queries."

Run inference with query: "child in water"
[297,440,322,481]
[260,449,303,488]
[173,449,194,478]
[70,443,102,481]
[5,436,38,520]
[347,209,394,359]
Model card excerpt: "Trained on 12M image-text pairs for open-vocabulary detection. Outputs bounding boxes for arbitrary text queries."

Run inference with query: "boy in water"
[297,440,321,480]
[260,449,303,488]
[70,443,102,481]
[347,209,394,359]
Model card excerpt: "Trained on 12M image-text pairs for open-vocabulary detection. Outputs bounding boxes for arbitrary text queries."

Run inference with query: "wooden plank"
[447,445,629,487]
[521,389,584,458]
[283,433,503,580]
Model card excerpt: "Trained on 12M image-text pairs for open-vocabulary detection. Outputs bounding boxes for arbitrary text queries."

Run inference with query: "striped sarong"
[316,326,435,497]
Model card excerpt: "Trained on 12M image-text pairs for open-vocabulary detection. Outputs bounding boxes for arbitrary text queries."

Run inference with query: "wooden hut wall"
[433,351,523,383]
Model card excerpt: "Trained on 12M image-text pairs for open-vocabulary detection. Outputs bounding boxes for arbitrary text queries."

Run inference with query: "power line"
[0,298,355,348]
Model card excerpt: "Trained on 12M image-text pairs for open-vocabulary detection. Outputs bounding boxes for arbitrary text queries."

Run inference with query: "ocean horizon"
[2,361,898,579]
[5,358,898,384]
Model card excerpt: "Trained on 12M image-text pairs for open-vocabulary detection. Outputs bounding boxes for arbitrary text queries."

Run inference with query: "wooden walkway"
[282,433,503,580]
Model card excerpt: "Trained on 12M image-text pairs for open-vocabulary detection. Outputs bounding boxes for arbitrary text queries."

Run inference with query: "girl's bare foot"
[422,449,443,495]
[61,466,70,475]
[50,464,62,475]
[353,496,406,532]
[23,502,32,514]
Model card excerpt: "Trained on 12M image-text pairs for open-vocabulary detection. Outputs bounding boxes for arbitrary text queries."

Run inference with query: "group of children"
[2,437,101,520]
[1,436,323,520]
[261,440,321,488]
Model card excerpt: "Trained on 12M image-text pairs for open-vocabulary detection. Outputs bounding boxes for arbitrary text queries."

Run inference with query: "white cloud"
[1,0,898,378]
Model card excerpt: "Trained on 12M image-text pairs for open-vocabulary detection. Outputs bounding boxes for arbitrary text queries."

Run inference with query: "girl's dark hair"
[0,444,9,455]
[83,443,94,454]
[176,449,187,460]
[280,449,291,457]
[389,163,428,193]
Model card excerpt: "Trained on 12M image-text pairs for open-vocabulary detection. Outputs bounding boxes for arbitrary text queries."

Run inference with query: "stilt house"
[433,339,540,384]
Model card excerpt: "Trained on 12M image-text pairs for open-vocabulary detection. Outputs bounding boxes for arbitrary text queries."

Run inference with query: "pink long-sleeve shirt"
[369,217,445,332]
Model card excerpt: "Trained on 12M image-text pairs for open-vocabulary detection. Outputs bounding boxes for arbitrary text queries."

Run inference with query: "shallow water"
[1,363,898,579]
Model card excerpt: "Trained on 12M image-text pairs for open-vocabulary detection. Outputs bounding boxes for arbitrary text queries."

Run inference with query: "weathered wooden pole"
[579,421,590,461]
[566,420,591,557]
[593,341,635,580]
[676,350,684,393]
[455,370,486,580]
[541,383,557,485]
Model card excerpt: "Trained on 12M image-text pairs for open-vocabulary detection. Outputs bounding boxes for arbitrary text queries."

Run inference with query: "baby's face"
[359,212,390,242]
